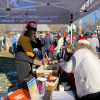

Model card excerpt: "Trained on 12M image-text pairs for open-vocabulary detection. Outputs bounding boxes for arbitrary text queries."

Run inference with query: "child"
[57,48,63,60]
[64,43,76,89]
[64,43,73,61]
[66,36,70,44]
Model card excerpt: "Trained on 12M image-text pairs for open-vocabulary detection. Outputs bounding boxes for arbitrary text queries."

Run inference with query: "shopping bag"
[49,45,55,52]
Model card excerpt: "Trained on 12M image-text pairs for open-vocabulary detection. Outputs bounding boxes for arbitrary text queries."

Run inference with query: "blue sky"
[18,0,36,8]
[82,8,100,23]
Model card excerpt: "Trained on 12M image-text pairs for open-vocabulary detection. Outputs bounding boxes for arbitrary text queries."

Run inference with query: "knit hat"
[46,32,49,36]
[24,21,37,31]
[73,33,77,36]
[72,35,76,37]
[76,36,90,45]
[50,32,52,34]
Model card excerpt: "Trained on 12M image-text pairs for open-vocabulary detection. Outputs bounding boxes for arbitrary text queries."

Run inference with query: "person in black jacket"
[15,21,42,81]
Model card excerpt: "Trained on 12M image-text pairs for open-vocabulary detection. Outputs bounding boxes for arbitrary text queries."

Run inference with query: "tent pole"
[11,5,45,10]
[7,0,9,8]
[79,19,82,35]
[71,24,72,44]
[0,1,6,8]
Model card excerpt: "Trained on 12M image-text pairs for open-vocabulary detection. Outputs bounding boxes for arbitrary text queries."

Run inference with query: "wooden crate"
[36,64,59,77]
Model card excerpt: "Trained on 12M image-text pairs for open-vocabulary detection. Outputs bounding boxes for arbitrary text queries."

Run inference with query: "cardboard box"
[43,61,48,65]
[1,88,30,100]
[33,60,42,65]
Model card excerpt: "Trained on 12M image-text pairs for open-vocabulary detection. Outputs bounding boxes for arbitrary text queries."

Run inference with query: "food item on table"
[48,76,53,81]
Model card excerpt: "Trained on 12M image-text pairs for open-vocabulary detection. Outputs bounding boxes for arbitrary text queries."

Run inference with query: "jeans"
[44,47,54,60]
[44,47,49,60]
[33,48,42,56]
[13,49,16,56]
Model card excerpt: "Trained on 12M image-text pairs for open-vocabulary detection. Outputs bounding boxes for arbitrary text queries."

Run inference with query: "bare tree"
[82,9,100,33]
[0,24,26,35]
[47,24,66,33]
[91,10,98,30]
[74,20,79,33]
[0,24,8,35]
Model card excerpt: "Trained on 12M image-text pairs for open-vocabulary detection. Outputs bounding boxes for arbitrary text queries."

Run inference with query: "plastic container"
[37,78,46,95]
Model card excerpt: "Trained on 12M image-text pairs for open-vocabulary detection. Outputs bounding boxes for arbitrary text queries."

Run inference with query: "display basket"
[51,60,58,64]
[36,64,59,78]
[37,76,59,91]
[43,61,48,65]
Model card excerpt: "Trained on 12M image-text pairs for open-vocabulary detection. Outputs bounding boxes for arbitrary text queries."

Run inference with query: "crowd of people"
[0,33,20,54]
[1,20,100,100]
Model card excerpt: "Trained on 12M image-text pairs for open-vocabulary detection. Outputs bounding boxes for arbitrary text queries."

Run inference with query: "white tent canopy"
[0,0,100,24]
[37,24,51,31]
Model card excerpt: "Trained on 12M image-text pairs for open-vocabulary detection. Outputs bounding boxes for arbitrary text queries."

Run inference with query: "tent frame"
[0,0,99,24]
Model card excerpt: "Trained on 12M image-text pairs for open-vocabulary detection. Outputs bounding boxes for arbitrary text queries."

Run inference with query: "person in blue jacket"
[12,34,16,56]
[57,49,64,60]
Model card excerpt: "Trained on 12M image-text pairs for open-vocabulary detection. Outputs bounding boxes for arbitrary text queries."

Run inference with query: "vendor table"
[12,65,77,100]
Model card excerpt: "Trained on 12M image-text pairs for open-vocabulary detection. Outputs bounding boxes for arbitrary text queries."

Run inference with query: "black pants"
[48,50,53,60]
[78,92,100,100]
[64,37,66,46]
